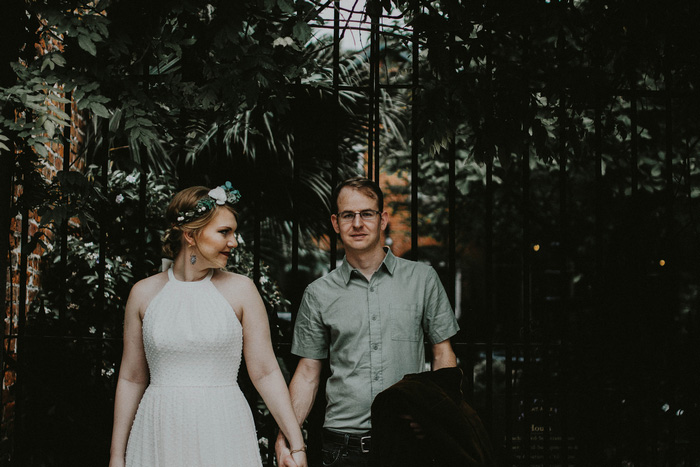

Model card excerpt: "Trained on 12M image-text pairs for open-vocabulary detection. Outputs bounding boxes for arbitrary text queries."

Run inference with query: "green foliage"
[28,167,289,336]
[0,0,325,172]
[28,169,176,335]
[385,0,700,161]
[1,2,387,271]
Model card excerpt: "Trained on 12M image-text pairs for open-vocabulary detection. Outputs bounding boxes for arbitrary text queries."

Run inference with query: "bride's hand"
[291,450,307,467]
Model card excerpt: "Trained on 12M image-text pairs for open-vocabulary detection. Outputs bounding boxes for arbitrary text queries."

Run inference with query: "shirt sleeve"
[291,285,329,359]
[422,267,460,344]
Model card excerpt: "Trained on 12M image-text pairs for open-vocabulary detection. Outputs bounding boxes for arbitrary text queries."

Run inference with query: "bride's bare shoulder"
[211,270,259,310]
[129,271,169,304]
[213,269,254,289]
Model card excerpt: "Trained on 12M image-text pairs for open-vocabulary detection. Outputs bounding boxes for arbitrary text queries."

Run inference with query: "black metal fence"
[3,1,700,466]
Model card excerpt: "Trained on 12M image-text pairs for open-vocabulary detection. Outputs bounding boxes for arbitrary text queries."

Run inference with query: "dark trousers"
[319,429,371,467]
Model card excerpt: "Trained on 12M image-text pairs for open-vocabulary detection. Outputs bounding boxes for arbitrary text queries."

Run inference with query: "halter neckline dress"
[125,268,263,466]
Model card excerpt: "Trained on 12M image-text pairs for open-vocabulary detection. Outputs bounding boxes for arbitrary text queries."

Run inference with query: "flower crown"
[175,181,241,225]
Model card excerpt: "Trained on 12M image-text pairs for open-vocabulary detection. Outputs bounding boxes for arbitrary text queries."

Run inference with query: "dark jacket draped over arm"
[370,367,494,467]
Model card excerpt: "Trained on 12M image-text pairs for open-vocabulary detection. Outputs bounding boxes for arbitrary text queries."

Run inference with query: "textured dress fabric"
[125,269,263,467]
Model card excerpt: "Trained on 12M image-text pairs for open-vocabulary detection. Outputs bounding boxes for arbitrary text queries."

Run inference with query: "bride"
[109,183,306,467]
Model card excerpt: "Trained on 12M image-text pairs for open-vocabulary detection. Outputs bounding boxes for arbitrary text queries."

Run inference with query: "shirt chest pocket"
[389,304,422,341]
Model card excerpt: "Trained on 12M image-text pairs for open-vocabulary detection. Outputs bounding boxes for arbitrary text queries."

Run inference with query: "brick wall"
[2,96,86,456]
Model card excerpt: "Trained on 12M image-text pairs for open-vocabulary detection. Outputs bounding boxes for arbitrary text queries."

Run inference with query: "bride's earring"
[185,233,197,265]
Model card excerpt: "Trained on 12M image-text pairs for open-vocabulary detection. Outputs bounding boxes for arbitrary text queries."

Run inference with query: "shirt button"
[369,286,375,292]
[372,315,377,321]
[373,344,378,350]
[374,374,380,381]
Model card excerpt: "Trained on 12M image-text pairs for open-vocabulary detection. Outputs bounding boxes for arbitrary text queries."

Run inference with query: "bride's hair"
[162,186,237,259]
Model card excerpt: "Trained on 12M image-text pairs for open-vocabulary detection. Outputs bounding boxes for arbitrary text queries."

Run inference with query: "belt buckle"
[360,435,371,453]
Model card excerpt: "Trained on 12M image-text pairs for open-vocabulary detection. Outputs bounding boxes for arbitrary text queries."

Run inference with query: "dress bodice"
[142,269,243,387]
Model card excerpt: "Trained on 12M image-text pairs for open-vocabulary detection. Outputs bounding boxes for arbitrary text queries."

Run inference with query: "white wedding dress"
[125,268,263,466]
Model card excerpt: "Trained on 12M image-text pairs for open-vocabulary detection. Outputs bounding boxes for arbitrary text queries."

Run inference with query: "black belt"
[323,429,372,453]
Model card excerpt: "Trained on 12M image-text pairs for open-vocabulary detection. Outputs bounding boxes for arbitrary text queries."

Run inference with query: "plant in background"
[30,166,289,345]
[28,168,177,336]
[227,233,289,316]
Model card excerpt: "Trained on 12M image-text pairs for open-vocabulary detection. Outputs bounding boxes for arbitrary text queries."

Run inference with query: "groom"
[276,177,459,466]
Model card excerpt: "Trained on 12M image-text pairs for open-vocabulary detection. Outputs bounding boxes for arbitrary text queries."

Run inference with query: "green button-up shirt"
[291,248,460,433]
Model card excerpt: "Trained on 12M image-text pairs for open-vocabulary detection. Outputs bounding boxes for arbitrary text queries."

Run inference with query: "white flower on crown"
[208,186,227,205]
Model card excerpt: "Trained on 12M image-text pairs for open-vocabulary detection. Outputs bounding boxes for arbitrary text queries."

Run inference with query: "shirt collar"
[339,247,397,285]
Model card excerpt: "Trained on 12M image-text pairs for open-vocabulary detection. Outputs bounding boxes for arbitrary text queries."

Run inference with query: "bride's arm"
[109,283,150,467]
[237,277,307,467]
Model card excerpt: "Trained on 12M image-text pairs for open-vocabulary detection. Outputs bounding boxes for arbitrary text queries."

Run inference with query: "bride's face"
[193,208,238,269]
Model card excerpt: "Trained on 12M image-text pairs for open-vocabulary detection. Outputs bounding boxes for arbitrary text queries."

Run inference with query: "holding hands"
[290,449,307,467]
[276,432,307,467]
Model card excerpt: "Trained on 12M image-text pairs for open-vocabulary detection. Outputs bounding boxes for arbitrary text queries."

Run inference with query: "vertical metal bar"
[0,140,12,317]
[505,111,518,458]
[660,57,675,467]
[520,33,532,456]
[687,140,695,349]
[504,341,513,463]
[366,0,379,181]
[521,148,531,334]
[448,133,465,391]
[629,79,643,467]
[290,78,301,324]
[555,100,569,467]
[447,32,456,310]
[253,191,261,286]
[374,81,380,184]
[630,88,638,197]
[664,63,674,304]
[373,15,381,184]
[84,114,93,168]
[665,69,673,207]
[13,200,29,465]
[592,99,604,467]
[243,104,261,284]
[291,136,300,320]
[59,96,72,332]
[96,127,108,338]
[485,159,493,434]
[367,48,375,180]
[448,144,456,307]
[410,4,419,262]
[521,140,532,465]
[594,101,603,278]
[135,167,147,281]
[59,222,68,333]
[483,30,495,436]
[0,147,11,467]
[330,0,340,271]
[591,146,603,467]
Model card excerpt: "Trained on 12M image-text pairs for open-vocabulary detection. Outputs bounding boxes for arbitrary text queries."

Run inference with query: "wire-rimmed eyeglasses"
[336,210,382,224]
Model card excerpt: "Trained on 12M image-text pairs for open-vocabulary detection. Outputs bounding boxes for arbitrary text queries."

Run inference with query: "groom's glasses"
[337,210,381,224]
